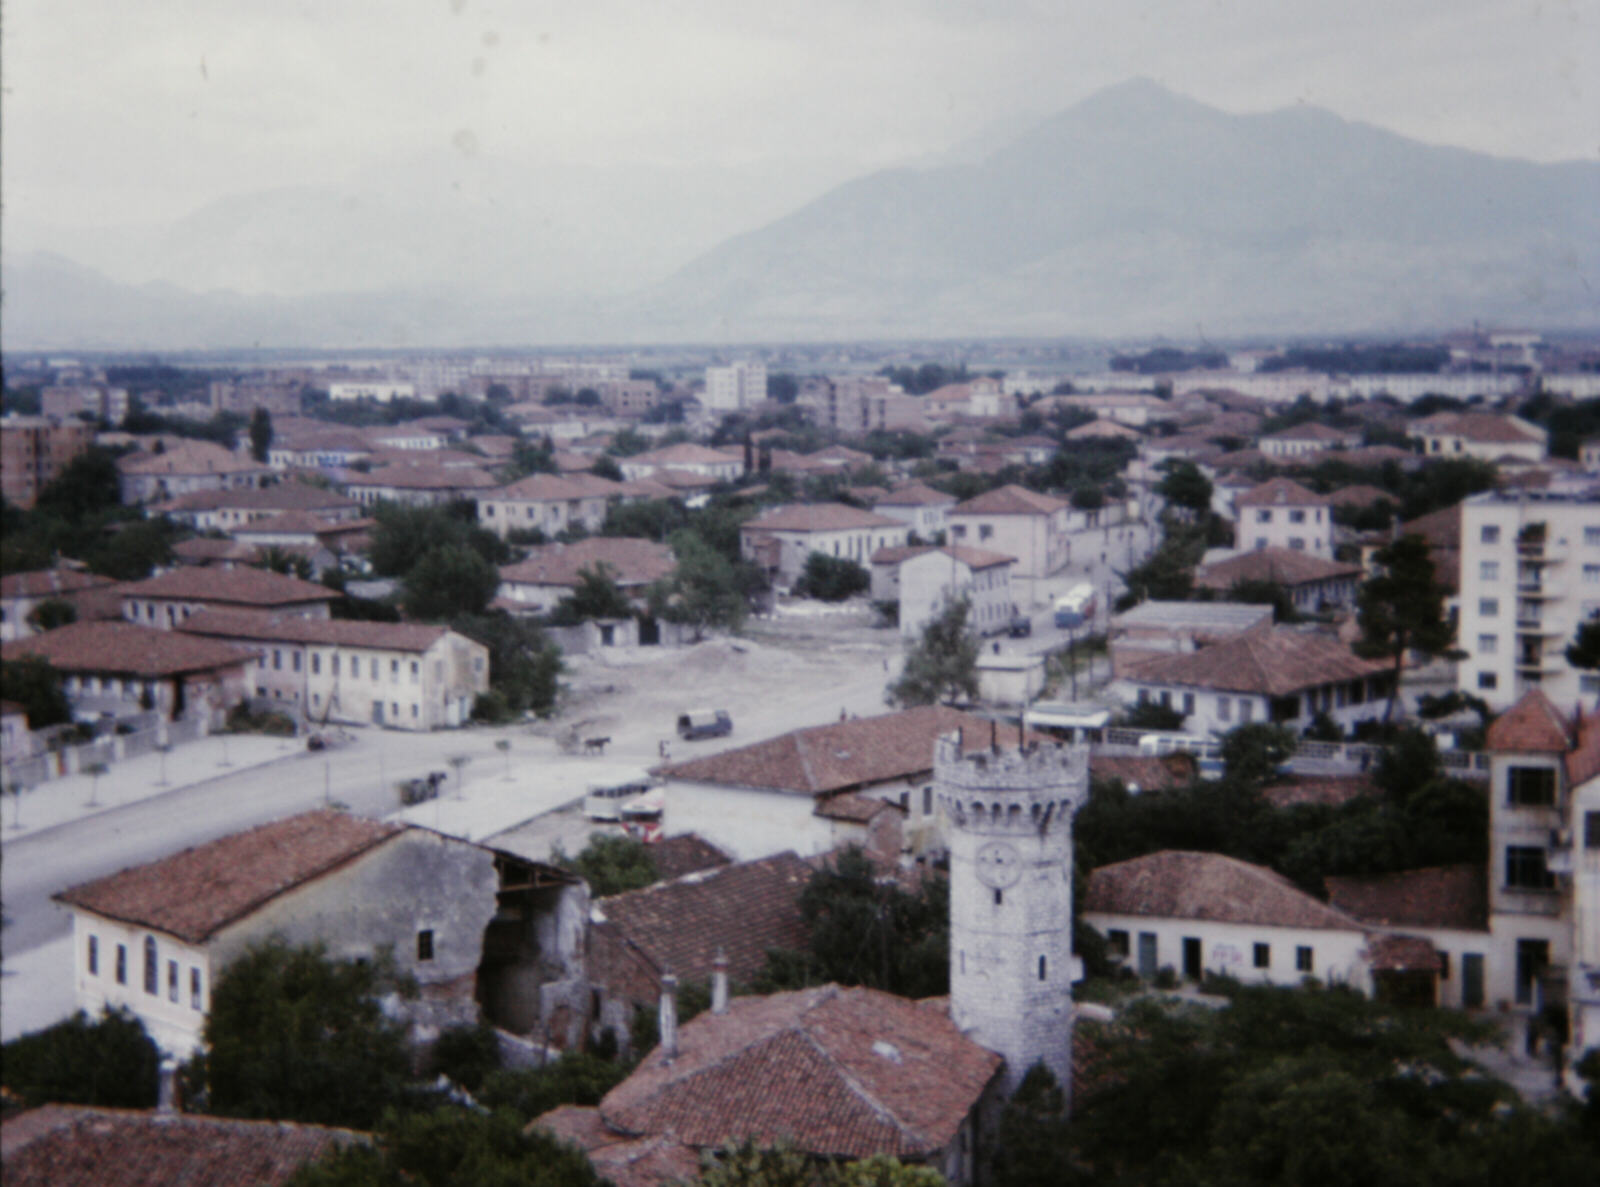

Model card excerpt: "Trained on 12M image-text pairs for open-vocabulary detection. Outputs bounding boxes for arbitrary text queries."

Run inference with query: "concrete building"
[740,503,909,587]
[945,485,1071,581]
[177,610,489,729]
[327,381,415,401]
[0,416,94,509]
[897,545,1016,638]
[476,473,624,539]
[1412,413,1547,464]
[1109,601,1272,674]
[1454,484,1600,709]
[151,483,362,531]
[1233,478,1333,558]
[54,811,498,1057]
[40,384,130,423]
[617,443,745,484]
[343,462,499,508]
[120,568,337,629]
[1193,548,1363,613]
[1114,627,1392,737]
[497,538,676,615]
[703,362,767,412]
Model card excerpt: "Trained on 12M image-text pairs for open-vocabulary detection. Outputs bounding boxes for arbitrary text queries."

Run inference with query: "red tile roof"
[177,609,451,653]
[2,621,256,679]
[1119,627,1385,697]
[348,463,498,491]
[1485,688,1573,753]
[499,538,676,590]
[653,705,1026,795]
[591,852,812,995]
[1365,934,1442,973]
[118,567,337,608]
[117,441,267,477]
[1413,412,1543,445]
[1234,477,1330,508]
[1324,864,1488,932]
[1328,484,1398,509]
[1194,547,1361,590]
[813,792,898,822]
[151,484,358,515]
[530,1107,700,1187]
[55,810,404,944]
[1086,850,1361,930]
[599,985,1001,1159]
[492,473,624,501]
[742,503,903,533]
[1088,754,1194,792]
[647,834,733,882]
[0,1106,360,1187]
[874,482,956,507]
[629,444,743,466]
[1262,775,1375,809]
[950,484,1067,516]
[0,568,115,599]
[1263,422,1355,442]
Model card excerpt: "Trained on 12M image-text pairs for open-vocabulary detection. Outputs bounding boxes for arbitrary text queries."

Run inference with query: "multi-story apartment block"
[40,385,130,424]
[1456,485,1600,709]
[0,415,94,508]
[703,362,767,412]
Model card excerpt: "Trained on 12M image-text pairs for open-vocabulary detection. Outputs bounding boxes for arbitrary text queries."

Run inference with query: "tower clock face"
[975,841,1022,889]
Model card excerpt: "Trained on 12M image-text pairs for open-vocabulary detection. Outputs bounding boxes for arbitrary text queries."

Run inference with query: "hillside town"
[4,333,1600,1182]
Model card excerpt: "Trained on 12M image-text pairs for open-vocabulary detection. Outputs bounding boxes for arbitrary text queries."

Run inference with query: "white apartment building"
[328,381,416,401]
[476,473,622,539]
[1231,478,1333,558]
[740,504,909,587]
[704,362,768,412]
[873,483,957,539]
[896,546,1016,638]
[945,485,1070,581]
[1455,485,1600,709]
[1258,423,1359,459]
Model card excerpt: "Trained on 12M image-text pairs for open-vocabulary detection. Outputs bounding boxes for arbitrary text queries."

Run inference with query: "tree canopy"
[795,553,870,601]
[887,597,979,707]
[1356,534,1457,720]
[403,544,500,620]
[556,833,658,897]
[1,1008,160,1109]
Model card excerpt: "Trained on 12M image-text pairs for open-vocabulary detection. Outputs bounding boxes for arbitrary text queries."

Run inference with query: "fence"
[1,712,213,791]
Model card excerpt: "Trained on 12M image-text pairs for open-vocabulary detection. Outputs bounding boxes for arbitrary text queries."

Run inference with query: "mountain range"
[6,80,1598,350]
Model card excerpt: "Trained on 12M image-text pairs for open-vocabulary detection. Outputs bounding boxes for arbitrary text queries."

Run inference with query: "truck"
[1053,583,1097,629]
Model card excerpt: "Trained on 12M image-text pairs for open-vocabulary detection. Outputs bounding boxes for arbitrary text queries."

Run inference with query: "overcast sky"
[5,0,1597,232]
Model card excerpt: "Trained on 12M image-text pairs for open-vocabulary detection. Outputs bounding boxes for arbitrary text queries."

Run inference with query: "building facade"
[1232,478,1333,558]
[0,416,94,509]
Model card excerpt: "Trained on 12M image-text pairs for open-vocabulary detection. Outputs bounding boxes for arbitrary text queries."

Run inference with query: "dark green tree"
[1156,459,1213,515]
[475,1051,631,1123]
[650,530,747,640]
[34,447,123,522]
[403,544,499,620]
[1,656,72,727]
[590,454,624,481]
[550,564,633,625]
[87,517,178,580]
[794,553,870,601]
[1,1008,160,1109]
[1356,534,1457,720]
[450,612,563,717]
[556,833,658,897]
[192,940,411,1129]
[248,407,274,463]
[991,1065,1083,1187]
[1220,723,1297,787]
[25,597,77,632]
[1567,611,1600,704]
[888,598,979,707]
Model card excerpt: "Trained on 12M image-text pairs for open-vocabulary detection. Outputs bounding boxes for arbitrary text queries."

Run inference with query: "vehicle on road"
[584,773,655,821]
[1007,611,1032,638]
[1053,584,1097,629]
[677,708,733,740]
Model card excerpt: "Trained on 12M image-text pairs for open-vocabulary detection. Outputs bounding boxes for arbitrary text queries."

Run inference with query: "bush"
[1118,702,1185,731]
[471,688,514,723]
[794,553,870,601]
[476,1052,630,1123]
[1,1008,160,1108]
[1153,965,1179,989]
[429,1021,501,1093]
[226,704,297,735]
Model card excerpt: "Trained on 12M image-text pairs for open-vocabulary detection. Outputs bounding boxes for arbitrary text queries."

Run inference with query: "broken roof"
[1086,850,1361,931]
[599,984,1000,1159]
[55,810,405,944]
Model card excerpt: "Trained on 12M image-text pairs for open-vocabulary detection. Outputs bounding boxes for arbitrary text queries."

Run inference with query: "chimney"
[659,972,679,1060]
[711,950,730,1015]
[156,1055,179,1115]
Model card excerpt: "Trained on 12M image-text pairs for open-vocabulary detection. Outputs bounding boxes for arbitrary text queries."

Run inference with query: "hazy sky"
[5,0,1597,233]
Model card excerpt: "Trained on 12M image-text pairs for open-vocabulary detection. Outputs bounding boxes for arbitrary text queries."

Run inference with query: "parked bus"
[1053,583,1097,629]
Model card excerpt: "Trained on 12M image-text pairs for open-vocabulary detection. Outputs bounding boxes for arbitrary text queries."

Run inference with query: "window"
[312,653,321,675]
[391,659,399,677]
[1253,943,1270,969]
[1182,692,1195,714]
[1479,598,1499,618]
[1481,524,1501,545]
[87,936,98,976]
[1479,561,1499,582]
[1289,537,1306,551]
[1289,509,1306,524]
[993,888,1003,906]
[1439,952,1451,980]
[143,937,158,994]
[1038,955,1047,981]
[273,649,282,670]
[293,652,302,673]
[1107,930,1130,957]
[1256,510,1271,524]
[923,786,933,815]
[1477,634,1498,656]
[168,960,179,1002]
[1585,811,1600,849]
[412,704,419,719]
[1240,699,1254,723]
[1507,766,1556,807]
[1505,845,1555,890]
[417,929,435,962]
[1217,696,1232,722]
[979,525,994,540]
[1478,672,1498,691]
[1586,526,1600,547]
[1586,565,1600,586]
[331,655,340,677]
[951,525,966,538]
[191,968,202,1009]
[116,945,127,985]
[1296,946,1312,973]
[370,659,379,680]
[410,661,420,683]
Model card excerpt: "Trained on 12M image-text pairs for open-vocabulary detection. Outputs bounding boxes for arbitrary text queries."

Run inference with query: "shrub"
[1,1008,160,1108]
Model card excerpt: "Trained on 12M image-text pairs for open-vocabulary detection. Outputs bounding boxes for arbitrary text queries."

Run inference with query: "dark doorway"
[1137,932,1158,979]
[638,615,660,646]
[1516,939,1549,1005]
[1182,937,1202,981]
[372,700,384,725]
[1462,953,1485,1008]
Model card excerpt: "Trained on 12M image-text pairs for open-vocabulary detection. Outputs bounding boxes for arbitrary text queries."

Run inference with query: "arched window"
[143,936,158,995]
[1038,955,1047,981]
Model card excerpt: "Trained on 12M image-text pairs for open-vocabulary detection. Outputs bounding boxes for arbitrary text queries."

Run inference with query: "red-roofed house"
[897,545,1017,637]
[617,444,744,484]
[945,485,1070,580]
[872,483,958,538]
[119,568,338,629]
[53,810,499,1057]
[1232,478,1332,558]
[117,441,271,504]
[476,472,627,539]
[739,504,909,586]
[497,538,677,614]
[1412,412,1547,463]
[1259,422,1361,459]
[0,567,119,643]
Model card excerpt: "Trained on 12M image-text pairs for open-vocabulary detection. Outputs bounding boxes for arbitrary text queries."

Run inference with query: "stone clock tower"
[936,731,1088,1104]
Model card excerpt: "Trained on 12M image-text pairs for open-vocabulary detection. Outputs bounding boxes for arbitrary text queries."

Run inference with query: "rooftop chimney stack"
[156,1055,179,1115]
[659,972,679,1061]
[711,950,730,1015]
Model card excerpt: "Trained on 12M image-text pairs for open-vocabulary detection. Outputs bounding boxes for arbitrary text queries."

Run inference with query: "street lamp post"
[154,744,171,787]
[449,754,470,800]
[497,739,512,782]
[85,761,109,807]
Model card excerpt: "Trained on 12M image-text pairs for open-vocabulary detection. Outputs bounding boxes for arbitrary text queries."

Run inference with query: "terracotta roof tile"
[499,539,676,590]
[151,484,358,515]
[1413,412,1543,445]
[1324,864,1489,932]
[874,483,956,507]
[934,545,1015,570]
[1086,850,1361,930]
[647,834,733,882]
[599,985,1000,1159]
[1262,775,1375,809]
[1089,754,1194,791]
[591,852,812,992]
[742,503,903,533]
[950,484,1067,516]
[629,444,744,466]
[2,621,255,679]
[813,792,898,822]
[1486,689,1573,752]
[118,567,337,608]
[654,705,1025,795]
[1194,547,1361,590]
[0,568,115,599]
[177,609,450,653]
[0,1106,361,1187]
[347,463,498,491]
[530,1107,700,1187]
[1119,627,1385,697]
[1263,422,1355,442]
[117,441,267,477]
[1365,934,1442,972]
[492,473,625,501]
[1234,477,1330,508]
[55,810,404,943]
